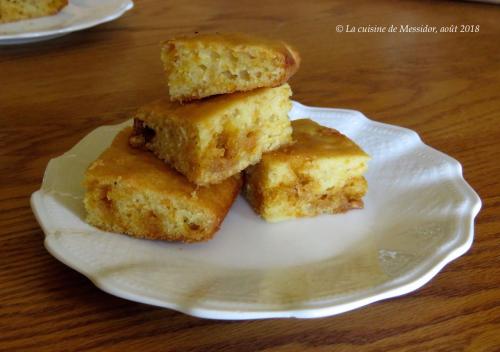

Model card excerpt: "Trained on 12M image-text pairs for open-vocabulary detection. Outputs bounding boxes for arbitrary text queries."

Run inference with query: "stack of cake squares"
[84,33,370,243]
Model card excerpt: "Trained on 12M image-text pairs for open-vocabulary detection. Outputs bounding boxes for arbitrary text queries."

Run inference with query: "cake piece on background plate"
[0,0,68,23]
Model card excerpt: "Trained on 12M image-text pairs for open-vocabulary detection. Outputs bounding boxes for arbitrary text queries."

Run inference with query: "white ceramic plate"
[31,102,481,320]
[0,0,133,45]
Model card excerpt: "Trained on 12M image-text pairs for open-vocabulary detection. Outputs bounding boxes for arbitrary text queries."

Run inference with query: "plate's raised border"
[31,102,482,319]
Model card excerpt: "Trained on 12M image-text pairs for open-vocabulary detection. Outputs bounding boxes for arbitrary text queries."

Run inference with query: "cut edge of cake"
[84,127,242,242]
[161,32,301,102]
[243,118,370,222]
[130,84,294,186]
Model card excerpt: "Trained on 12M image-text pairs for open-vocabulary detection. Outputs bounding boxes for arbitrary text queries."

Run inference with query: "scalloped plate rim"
[31,101,481,319]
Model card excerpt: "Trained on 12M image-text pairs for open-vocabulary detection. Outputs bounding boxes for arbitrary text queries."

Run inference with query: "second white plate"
[0,0,133,45]
[31,102,481,319]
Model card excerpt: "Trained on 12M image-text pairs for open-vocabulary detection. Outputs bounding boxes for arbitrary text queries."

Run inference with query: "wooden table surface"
[1,0,499,351]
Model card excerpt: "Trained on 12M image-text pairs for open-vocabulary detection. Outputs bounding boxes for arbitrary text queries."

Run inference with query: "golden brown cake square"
[130,84,293,186]
[0,0,67,23]
[244,119,370,222]
[161,32,300,102]
[84,127,242,243]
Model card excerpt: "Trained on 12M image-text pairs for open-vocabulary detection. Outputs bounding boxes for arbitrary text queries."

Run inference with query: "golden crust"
[83,127,242,242]
[264,118,370,160]
[161,32,300,102]
[132,84,293,186]
[0,0,68,23]
[244,119,370,222]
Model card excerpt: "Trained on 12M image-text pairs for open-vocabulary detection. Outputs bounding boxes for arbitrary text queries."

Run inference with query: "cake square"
[84,127,242,242]
[0,0,68,23]
[244,119,370,222]
[130,84,293,186]
[161,32,300,102]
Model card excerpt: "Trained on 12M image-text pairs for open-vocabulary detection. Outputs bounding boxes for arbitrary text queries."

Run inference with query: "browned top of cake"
[263,119,370,162]
[86,127,242,213]
[135,84,292,126]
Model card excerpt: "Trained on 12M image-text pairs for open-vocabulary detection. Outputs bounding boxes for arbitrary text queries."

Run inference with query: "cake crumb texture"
[244,119,370,222]
[161,32,300,102]
[84,127,242,242]
[132,84,293,186]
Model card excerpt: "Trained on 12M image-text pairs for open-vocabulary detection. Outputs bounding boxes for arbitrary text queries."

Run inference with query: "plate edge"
[0,0,134,40]
[32,102,482,320]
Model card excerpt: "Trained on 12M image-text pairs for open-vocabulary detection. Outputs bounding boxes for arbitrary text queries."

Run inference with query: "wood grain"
[1,0,499,351]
